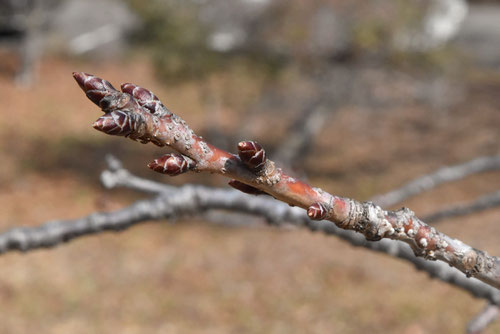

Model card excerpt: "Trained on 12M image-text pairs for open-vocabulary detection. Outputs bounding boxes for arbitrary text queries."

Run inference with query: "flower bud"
[148,153,194,176]
[237,141,266,172]
[93,111,133,136]
[73,72,117,106]
[307,202,328,220]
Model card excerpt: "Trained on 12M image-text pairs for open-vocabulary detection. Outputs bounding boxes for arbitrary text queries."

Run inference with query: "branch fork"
[73,72,500,290]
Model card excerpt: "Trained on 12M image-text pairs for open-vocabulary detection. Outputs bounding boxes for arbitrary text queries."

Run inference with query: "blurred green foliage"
[127,0,285,82]
[127,0,458,82]
[127,0,217,81]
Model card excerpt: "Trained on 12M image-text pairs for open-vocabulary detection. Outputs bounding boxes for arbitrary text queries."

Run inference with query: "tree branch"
[467,304,499,334]
[273,102,329,168]
[423,190,500,224]
[371,155,500,208]
[73,72,500,290]
[1,180,500,305]
[100,155,178,195]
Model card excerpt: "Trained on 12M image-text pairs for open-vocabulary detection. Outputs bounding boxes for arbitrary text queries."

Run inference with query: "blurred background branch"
[1,156,500,309]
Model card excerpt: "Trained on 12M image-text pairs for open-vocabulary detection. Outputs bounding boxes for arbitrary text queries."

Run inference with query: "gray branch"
[274,103,330,168]
[424,190,500,224]
[467,304,499,334]
[2,154,500,311]
[0,183,499,306]
[371,155,500,207]
[100,155,177,195]
[98,161,500,304]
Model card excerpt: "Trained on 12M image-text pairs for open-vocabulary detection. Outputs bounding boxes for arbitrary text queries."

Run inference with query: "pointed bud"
[73,72,117,106]
[148,153,195,176]
[228,180,267,196]
[307,202,328,220]
[93,111,133,136]
[121,83,169,116]
[237,141,266,171]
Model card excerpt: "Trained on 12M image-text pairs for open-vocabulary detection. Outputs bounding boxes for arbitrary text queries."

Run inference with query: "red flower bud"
[73,72,117,106]
[93,111,133,136]
[148,153,194,176]
[307,202,328,220]
[121,83,168,116]
[237,141,266,171]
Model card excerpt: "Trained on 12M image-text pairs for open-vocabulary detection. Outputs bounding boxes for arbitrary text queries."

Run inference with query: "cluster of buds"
[74,72,500,292]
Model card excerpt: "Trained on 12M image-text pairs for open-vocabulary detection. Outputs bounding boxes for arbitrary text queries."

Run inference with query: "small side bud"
[73,72,117,106]
[237,141,266,172]
[93,111,133,136]
[228,180,267,196]
[307,202,328,220]
[148,153,195,176]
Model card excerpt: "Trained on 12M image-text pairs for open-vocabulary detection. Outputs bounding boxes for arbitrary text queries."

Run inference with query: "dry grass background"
[0,56,499,333]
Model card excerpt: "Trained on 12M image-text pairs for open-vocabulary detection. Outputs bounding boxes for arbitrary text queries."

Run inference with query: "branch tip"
[73,72,117,107]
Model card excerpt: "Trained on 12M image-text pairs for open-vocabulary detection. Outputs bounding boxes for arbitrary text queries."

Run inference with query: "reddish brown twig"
[74,72,500,290]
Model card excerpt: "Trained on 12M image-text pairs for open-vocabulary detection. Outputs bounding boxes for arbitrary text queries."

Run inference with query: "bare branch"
[98,160,500,304]
[74,72,500,290]
[100,155,177,195]
[424,190,500,224]
[467,304,499,334]
[372,155,500,208]
[274,103,329,167]
[1,181,500,305]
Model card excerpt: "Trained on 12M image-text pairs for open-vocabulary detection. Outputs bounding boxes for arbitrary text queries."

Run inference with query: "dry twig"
[73,72,500,290]
[424,190,500,224]
[102,158,500,305]
[467,304,500,334]
[1,177,500,306]
[371,155,500,208]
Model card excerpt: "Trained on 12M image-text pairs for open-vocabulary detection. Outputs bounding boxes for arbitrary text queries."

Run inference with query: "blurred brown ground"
[0,56,499,333]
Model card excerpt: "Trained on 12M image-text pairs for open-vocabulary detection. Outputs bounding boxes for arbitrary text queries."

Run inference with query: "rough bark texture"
[73,72,500,290]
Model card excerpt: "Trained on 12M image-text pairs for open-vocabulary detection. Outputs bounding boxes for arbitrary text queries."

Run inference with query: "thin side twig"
[273,102,329,168]
[100,155,178,195]
[73,72,500,290]
[99,159,500,305]
[423,190,500,224]
[372,155,500,208]
[467,304,499,334]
